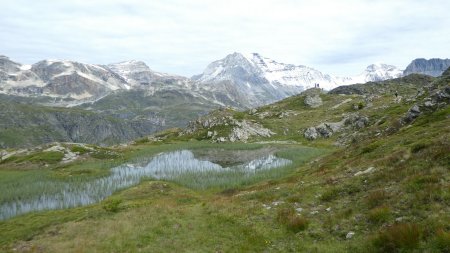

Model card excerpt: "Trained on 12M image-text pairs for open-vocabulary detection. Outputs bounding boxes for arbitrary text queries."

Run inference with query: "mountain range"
[1,53,449,108]
[0,53,448,147]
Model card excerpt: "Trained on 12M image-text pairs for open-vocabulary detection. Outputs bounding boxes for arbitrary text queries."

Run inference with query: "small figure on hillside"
[394,91,398,98]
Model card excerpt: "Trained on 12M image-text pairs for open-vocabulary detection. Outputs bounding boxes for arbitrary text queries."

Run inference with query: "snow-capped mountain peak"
[352,63,403,83]
[192,52,405,107]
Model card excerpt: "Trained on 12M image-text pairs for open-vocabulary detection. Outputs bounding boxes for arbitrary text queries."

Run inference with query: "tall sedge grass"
[0,150,293,220]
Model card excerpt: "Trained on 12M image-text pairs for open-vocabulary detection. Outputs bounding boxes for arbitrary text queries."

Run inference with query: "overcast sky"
[1,0,449,76]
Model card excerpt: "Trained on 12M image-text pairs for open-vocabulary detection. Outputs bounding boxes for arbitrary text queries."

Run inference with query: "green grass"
[0,76,448,252]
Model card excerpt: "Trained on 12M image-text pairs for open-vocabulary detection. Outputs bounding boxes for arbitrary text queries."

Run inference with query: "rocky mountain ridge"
[404,58,450,77]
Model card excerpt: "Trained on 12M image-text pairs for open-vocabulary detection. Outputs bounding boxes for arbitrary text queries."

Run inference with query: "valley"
[0,68,448,252]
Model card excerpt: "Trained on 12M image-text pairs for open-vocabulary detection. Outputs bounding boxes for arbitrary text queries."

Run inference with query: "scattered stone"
[310,210,319,215]
[257,111,272,119]
[326,207,331,212]
[344,114,369,129]
[304,95,323,108]
[346,231,355,239]
[262,204,271,210]
[271,201,284,206]
[44,145,65,152]
[354,167,376,176]
[424,100,435,108]
[295,207,303,213]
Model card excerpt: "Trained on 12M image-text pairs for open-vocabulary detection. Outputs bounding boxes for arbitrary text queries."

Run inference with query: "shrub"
[277,207,309,232]
[411,142,429,153]
[371,223,421,252]
[320,188,339,202]
[102,198,122,213]
[433,229,450,253]
[70,145,91,155]
[360,143,380,154]
[358,102,365,109]
[366,190,387,208]
[367,206,391,224]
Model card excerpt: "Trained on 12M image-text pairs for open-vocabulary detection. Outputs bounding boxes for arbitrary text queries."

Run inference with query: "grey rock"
[344,114,369,129]
[354,167,376,176]
[304,127,318,140]
[424,100,435,107]
[316,123,333,138]
[403,104,421,124]
[346,231,355,239]
[304,95,323,108]
[229,120,274,142]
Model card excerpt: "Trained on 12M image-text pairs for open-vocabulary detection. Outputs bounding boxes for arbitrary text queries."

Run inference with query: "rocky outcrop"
[304,127,319,140]
[229,120,274,142]
[304,114,369,140]
[404,58,450,77]
[183,113,274,142]
[304,95,323,108]
[402,105,421,124]
[401,85,450,125]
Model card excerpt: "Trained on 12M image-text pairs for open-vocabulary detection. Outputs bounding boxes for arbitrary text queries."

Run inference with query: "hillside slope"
[0,70,448,252]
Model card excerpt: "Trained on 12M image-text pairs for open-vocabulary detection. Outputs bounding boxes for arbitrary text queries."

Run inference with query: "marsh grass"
[0,144,324,220]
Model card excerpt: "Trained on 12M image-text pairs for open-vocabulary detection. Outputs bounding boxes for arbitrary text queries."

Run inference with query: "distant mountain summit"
[403,58,450,77]
[193,52,403,107]
[107,60,186,87]
[352,63,403,83]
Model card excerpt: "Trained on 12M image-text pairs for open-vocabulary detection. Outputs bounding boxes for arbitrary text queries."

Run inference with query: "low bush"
[320,188,339,202]
[70,145,91,155]
[277,207,309,233]
[367,206,391,224]
[410,142,429,153]
[360,143,380,154]
[102,198,123,213]
[433,229,450,253]
[366,190,387,208]
[371,223,422,252]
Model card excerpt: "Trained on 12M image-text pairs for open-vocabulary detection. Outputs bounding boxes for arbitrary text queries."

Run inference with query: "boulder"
[402,105,421,123]
[304,127,318,140]
[316,123,333,138]
[304,95,323,108]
